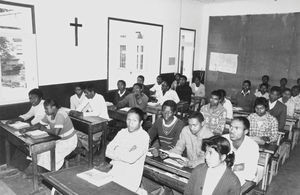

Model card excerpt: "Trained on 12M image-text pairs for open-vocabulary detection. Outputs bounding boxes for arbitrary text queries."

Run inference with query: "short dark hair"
[44,98,60,109]
[270,86,281,93]
[262,75,269,80]
[232,116,250,130]
[162,100,177,113]
[211,90,222,100]
[85,84,96,92]
[28,88,43,99]
[127,107,145,122]
[180,75,187,81]
[162,80,171,88]
[243,80,251,87]
[137,75,145,82]
[292,85,300,91]
[74,83,85,90]
[260,83,268,88]
[254,97,269,110]
[133,83,143,90]
[118,80,126,87]
[217,89,226,99]
[188,112,204,123]
[280,78,287,83]
[157,75,162,79]
[202,135,234,167]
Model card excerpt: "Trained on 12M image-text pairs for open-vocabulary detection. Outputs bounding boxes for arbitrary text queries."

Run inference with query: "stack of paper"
[26,130,49,139]
[8,122,30,130]
[77,168,113,187]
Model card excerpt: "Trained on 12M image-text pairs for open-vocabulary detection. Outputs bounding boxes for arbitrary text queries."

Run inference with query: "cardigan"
[268,101,287,130]
[184,163,241,195]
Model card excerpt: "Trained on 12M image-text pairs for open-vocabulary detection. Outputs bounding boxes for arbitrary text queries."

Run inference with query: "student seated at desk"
[137,75,150,98]
[176,75,192,104]
[156,81,180,105]
[256,75,271,93]
[169,112,213,168]
[279,78,288,94]
[21,99,77,172]
[232,80,256,112]
[279,88,296,118]
[117,83,149,112]
[191,76,205,99]
[291,85,300,115]
[106,107,149,192]
[150,75,163,99]
[254,83,269,100]
[248,97,278,145]
[223,117,259,186]
[200,90,227,135]
[218,89,233,119]
[184,135,241,195]
[148,100,185,152]
[113,80,130,105]
[69,84,109,151]
[70,84,87,110]
[268,86,287,130]
[6,88,45,125]
[171,73,181,90]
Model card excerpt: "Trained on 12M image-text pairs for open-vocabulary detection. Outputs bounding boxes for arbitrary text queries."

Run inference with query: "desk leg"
[50,147,55,171]
[32,154,38,191]
[5,139,11,167]
[88,127,93,168]
[100,123,108,163]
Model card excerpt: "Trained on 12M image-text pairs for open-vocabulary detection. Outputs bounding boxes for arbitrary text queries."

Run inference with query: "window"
[120,45,126,68]
[0,2,38,105]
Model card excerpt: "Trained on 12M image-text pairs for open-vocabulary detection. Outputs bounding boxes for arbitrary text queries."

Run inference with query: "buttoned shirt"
[201,104,227,135]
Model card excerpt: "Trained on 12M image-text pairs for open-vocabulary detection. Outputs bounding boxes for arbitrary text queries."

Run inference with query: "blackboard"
[205,13,300,97]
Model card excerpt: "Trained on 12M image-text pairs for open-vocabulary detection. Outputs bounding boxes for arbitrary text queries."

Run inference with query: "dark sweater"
[113,90,130,105]
[176,85,192,104]
[234,91,256,112]
[184,164,241,195]
[148,117,185,150]
[269,101,287,130]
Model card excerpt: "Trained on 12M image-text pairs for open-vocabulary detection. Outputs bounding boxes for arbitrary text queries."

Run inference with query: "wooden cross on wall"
[70,17,82,46]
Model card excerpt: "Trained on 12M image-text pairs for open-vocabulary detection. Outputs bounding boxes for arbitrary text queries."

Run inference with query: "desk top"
[69,115,107,125]
[0,122,59,146]
[145,156,192,179]
[42,165,137,195]
[259,143,278,154]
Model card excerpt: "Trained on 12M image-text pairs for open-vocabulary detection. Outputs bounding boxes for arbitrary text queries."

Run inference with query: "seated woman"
[184,135,241,195]
[106,107,149,192]
[21,99,77,172]
[248,97,278,145]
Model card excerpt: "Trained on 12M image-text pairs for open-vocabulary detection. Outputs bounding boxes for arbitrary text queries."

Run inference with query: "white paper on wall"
[209,52,238,74]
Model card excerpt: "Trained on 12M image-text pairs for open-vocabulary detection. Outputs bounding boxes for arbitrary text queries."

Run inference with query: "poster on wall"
[108,18,163,90]
[0,2,38,105]
[209,52,238,74]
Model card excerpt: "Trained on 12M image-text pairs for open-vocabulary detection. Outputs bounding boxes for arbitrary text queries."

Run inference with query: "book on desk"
[77,168,114,187]
[25,130,49,139]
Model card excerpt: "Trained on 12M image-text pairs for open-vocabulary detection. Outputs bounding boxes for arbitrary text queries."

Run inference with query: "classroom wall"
[198,0,300,74]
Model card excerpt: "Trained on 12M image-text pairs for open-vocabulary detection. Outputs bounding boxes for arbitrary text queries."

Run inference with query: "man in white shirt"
[218,89,233,119]
[6,88,45,125]
[279,88,296,117]
[70,84,87,110]
[157,81,180,105]
[223,116,259,186]
[150,75,163,99]
[106,107,149,192]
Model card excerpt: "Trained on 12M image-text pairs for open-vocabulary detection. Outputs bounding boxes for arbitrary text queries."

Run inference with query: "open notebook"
[77,168,113,187]
[26,130,49,139]
[8,122,30,130]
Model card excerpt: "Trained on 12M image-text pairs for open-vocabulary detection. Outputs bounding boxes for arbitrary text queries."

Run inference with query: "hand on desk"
[149,148,159,157]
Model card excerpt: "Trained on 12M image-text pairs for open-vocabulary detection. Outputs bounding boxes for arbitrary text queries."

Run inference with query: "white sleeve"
[173,91,180,104]
[226,100,233,119]
[106,130,123,160]
[70,96,75,110]
[19,106,34,121]
[243,143,259,182]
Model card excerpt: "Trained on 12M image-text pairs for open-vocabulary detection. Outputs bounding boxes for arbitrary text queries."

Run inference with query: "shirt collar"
[118,89,126,97]
[241,90,250,96]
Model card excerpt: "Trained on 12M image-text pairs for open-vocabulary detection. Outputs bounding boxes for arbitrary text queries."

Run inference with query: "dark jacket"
[269,101,287,130]
[176,84,192,104]
[184,163,241,195]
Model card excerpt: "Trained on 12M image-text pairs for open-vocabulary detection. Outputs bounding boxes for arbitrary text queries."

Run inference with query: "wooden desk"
[143,156,191,193]
[42,165,137,195]
[69,115,108,167]
[0,122,59,191]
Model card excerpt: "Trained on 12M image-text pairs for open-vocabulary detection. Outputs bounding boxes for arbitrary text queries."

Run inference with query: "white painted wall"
[8,0,204,86]
[197,0,300,71]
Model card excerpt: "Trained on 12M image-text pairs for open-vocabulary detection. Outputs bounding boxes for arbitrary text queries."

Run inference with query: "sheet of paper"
[120,107,131,112]
[77,168,113,187]
[159,149,188,162]
[163,158,184,168]
[8,121,30,129]
[209,52,238,74]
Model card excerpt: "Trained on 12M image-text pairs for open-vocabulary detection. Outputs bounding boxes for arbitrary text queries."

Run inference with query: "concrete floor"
[1,144,300,195]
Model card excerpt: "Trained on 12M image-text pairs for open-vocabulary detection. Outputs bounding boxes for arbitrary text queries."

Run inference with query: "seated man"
[279,88,296,118]
[137,75,150,98]
[156,81,180,105]
[248,97,278,144]
[69,84,109,151]
[113,80,130,105]
[200,90,227,135]
[70,84,87,110]
[254,83,269,100]
[148,100,185,151]
[117,83,149,112]
[106,107,149,192]
[6,88,45,125]
[150,75,163,99]
[223,117,259,186]
[169,112,213,168]
[218,89,233,119]
[268,86,287,130]
[176,75,192,104]
[232,80,256,112]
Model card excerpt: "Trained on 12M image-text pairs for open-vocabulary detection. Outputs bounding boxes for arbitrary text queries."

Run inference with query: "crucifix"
[70,17,82,46]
